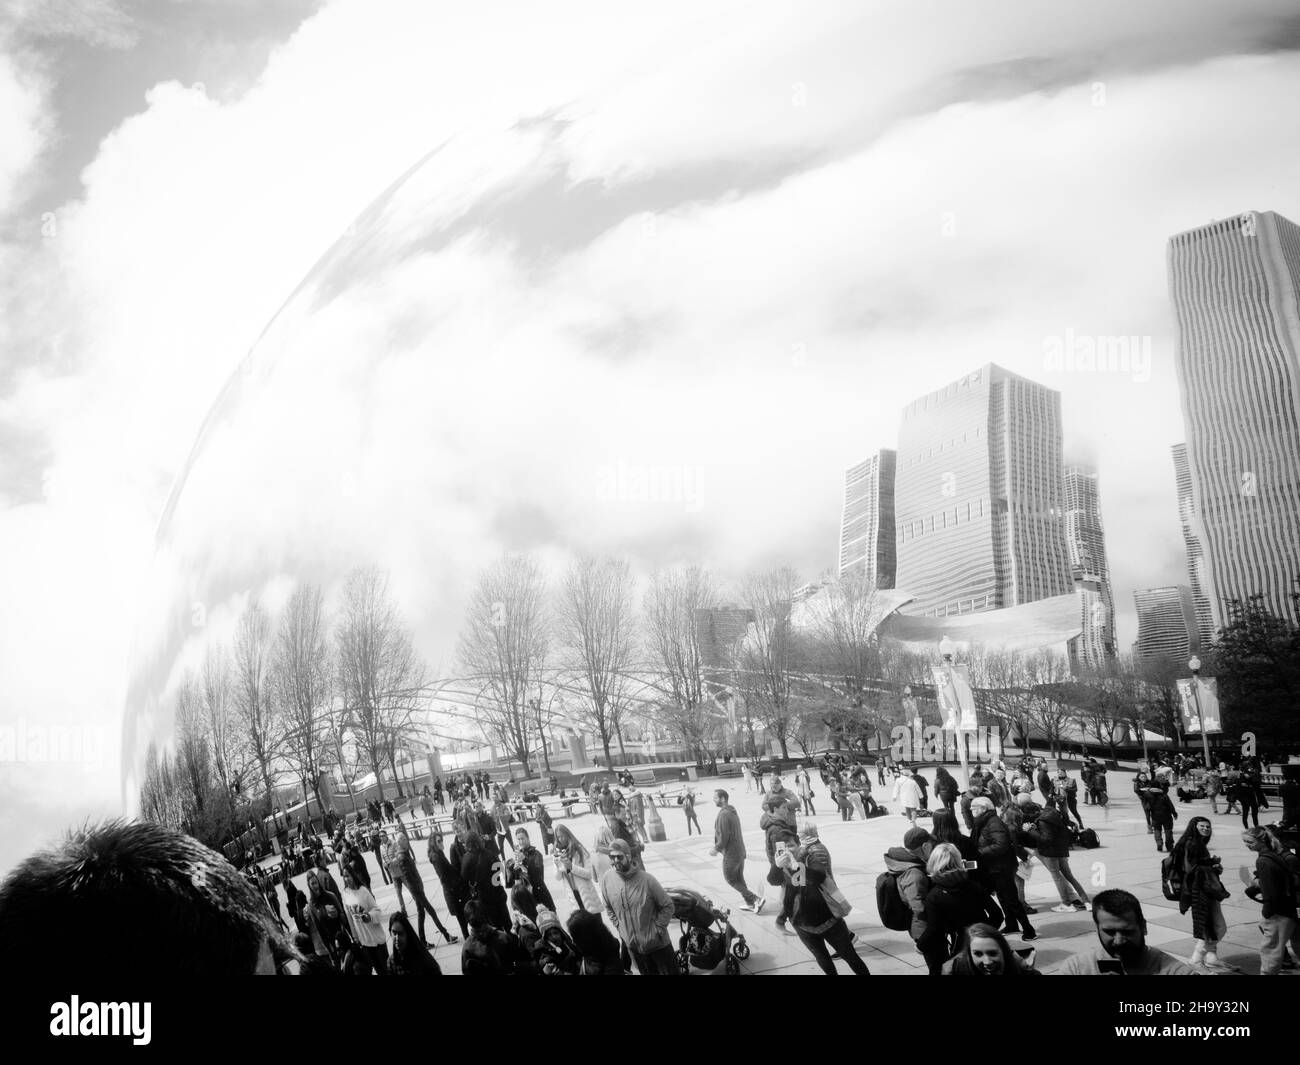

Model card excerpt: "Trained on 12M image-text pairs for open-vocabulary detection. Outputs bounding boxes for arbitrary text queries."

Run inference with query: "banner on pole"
[1177,676,1222,735]
[932,664,978,731]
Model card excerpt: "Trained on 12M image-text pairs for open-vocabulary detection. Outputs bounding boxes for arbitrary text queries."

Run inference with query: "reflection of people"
[1054,891,1196,975]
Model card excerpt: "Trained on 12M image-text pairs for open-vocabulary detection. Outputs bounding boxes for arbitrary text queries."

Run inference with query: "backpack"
[875,870,913,931]
[1160,853,1183,901]
[1076,828,1100,849]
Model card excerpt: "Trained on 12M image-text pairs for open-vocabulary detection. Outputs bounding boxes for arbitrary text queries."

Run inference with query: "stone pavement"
[288,769,1284,975]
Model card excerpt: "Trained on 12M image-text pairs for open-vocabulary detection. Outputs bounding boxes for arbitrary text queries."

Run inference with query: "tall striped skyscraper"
[894,363,1073,617]
[1063,463,1116,665]
[1171,443,1216,644]
[1133,585,1206,662]
[838,450,896,586]
[1168,210,1300,627]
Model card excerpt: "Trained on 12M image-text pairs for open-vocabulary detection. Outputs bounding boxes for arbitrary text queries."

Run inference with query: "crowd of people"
[5,751,1297,979]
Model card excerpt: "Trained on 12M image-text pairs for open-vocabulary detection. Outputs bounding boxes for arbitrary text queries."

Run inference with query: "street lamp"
[1188,656,1212,768]
[937,635,970,788]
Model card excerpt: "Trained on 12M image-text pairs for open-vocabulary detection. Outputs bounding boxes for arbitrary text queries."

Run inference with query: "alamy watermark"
[0,719,104,765]
[890,725,1002,763]
[50,997,151,1045]
[1042,328,1151,383]
[594,460,705,513]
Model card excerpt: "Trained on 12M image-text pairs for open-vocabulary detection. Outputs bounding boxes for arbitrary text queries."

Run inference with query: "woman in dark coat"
[918,842,1000,975]
[388,911,442,975]
[427,829,470,938]
[461,831,510,930]
[305,871,351,967]
[1171,816,1228,967]
[933,767,959,812]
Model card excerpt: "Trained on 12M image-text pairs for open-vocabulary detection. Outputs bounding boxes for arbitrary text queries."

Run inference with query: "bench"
[653,784,686,807]
[631,768,657,788]
[715,764,743,778]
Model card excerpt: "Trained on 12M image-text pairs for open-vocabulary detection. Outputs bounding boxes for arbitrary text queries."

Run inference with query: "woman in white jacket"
[893,769,924,827]
[340,865,389,975]
[552,824,603,914]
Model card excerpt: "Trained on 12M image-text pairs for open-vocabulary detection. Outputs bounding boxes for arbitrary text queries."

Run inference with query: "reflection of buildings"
[1133,585,1206,662]
[894,364,1074,618]
[1171,443,1218,645]
[839,450,896,586]
[1063,463,1116,666]
[1169,210,1300,627]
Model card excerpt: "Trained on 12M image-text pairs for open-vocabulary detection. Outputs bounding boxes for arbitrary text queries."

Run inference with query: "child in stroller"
[667,887,750,975]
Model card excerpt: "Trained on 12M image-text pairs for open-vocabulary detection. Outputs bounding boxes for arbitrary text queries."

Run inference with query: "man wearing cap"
[599,839,678,974]
[883,827,933,944]
[711,789,765,913]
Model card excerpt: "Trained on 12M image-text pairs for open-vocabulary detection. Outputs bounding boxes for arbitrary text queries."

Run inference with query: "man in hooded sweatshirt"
[883,827,933,945]
[600,839,678,974]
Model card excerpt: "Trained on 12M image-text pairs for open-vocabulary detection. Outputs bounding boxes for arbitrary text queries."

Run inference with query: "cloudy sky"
[2,0,1300,871]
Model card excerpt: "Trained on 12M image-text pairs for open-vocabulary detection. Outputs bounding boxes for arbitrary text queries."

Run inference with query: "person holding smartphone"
[1054,890,1197,975]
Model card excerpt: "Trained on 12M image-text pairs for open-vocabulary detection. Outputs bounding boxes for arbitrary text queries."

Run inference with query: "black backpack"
[1076,828,1100,849]
[875,870,913,931]
[1161,853,1183,900]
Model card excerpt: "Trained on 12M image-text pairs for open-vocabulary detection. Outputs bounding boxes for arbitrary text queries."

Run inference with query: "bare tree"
[735,567,801,760]
[231,598,283,806]
[457,556,549,775]
[1023,651,1077,758]
[199,645,246,798]
[967,647,1035,754]
[643,566,719,762]
[556,556,637,767]
[273,584,332,829]
[336,567,426,801]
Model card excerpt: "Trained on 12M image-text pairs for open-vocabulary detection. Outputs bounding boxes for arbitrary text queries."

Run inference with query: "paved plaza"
[288,768,1282,975]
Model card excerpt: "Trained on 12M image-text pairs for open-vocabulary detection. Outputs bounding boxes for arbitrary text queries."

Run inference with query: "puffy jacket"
[893,775,923,810]
[972,812,1017,872]
[714,803,747,861]
[1026,806,1072,858]
[934,770,959,803]
[883,846,931,940]
[918,868,991,958]
[599,867,674,953]
[1147,791,1178,824]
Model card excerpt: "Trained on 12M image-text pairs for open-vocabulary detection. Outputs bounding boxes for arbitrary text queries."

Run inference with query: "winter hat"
[607,839,632,857]
[536,907,563,935]
[903,828,931,852]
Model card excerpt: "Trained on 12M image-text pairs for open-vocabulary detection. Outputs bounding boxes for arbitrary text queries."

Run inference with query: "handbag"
[1201,867,1230,902]
[820,873,852,919]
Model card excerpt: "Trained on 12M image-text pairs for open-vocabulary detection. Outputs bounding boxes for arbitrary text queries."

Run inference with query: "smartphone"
[1096,957,1126,975]
[962,860,978,871]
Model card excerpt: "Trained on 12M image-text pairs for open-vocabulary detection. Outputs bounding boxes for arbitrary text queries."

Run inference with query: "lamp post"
[1188,656,1212,767]
[939,635,970,789]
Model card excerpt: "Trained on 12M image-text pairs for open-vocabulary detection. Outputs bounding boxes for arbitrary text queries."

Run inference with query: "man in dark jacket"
[971,797,1037,940]
[1036,765,1055,804]
[1147,787,1178,852]
[1028,798,1089,912]
[711,789,764,912]
[600,840,678,975]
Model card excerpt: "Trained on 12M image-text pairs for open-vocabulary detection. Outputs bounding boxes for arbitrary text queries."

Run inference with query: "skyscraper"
[1133,585,1206,662]
[838,450,896,587]
[894,363,1074,617]
[1168,210,1300,627]
[1063,463,1116,665]
[1171,443,1216,644]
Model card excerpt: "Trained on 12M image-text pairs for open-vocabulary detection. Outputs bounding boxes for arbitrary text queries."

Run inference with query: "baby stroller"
[668,887,749,975]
